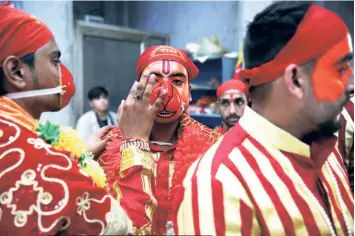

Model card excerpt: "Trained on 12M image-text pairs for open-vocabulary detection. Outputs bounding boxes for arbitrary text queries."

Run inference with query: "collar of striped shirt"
[239,106,310,157]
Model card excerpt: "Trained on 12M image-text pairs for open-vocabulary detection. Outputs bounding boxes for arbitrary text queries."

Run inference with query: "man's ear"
[283,64,306,100]
[2,56,26,90]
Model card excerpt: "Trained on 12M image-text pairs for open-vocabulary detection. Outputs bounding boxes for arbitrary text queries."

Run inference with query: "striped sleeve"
[175,140,259,236]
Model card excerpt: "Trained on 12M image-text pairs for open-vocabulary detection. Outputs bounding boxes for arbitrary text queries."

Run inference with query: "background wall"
[127,1,240,52]
[127,1,354,52]
[73,1,128,26]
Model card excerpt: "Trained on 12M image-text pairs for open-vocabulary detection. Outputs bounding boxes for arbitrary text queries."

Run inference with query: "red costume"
[0,7,130,235]
[98,46,220,234]
[0,97,130,235]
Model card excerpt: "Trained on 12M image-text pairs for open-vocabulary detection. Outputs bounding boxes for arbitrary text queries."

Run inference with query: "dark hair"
[244,1,312,70]
[244,1,312,96]
[0,52,36,96]
[88,86,108,100]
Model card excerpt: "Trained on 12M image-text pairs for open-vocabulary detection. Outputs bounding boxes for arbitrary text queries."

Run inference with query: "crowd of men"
[0,2,353,235]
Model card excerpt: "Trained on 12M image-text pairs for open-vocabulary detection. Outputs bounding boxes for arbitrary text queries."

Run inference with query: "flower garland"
[36,120,107,189]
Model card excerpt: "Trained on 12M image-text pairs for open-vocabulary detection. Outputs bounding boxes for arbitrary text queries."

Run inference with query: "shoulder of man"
[181,114,221,141]
[108,111,118,125]
[77,110,96,125]
[109,110,117,118]
[81,110,96,119]
[175,129,255,235]
[180,124,246,189]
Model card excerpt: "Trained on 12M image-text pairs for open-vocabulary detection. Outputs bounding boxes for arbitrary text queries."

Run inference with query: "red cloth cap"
[217,79,248,98]
[136,45,199,80]
[0,6,53,64]
[240,4,349,86]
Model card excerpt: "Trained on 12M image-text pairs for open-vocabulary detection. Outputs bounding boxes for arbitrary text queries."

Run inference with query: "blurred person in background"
[215,79,248,135]
[76,86,118,141]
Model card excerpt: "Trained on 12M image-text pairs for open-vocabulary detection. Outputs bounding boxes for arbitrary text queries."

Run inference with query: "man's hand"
[85,125,115,158]
[117,70,166,141]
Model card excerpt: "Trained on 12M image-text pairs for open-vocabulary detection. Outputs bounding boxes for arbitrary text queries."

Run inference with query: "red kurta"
[175,107,354,235]
[0,97,131,235]
[98,112,220,234]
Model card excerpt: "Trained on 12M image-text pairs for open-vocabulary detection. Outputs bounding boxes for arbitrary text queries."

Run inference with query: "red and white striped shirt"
[338,98,354,191]
[174,107,354,236]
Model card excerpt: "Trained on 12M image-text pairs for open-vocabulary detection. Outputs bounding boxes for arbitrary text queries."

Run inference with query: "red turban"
[0,6,53,64]
[240,4,349,86]
[217,79,248,98]
[136,45,199,80]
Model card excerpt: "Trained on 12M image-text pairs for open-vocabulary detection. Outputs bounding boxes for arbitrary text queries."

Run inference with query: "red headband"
[217,79,248,98]
[136,45,199,80]
[240,4,349,86]
[0,6,53,65]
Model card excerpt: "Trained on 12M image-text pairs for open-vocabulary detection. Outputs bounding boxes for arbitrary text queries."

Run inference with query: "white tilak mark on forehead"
[161,60,172,77]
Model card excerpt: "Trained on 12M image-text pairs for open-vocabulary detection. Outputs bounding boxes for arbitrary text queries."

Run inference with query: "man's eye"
[221,100,229,106]
[339,65,350,74]
[336,61,351,75]
[234,98,245,106]
[172,79,183,85]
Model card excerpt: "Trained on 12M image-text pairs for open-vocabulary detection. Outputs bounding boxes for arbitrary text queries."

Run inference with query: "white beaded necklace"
[293,161,352,236]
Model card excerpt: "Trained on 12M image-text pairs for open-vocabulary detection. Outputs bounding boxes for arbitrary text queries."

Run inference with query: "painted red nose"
[150,81,182,112]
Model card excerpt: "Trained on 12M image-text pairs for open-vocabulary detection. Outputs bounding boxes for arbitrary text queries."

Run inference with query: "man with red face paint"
[216,79,249,135]
[0,7,131,235]
[175,2,354,235]
[98,45,221,234]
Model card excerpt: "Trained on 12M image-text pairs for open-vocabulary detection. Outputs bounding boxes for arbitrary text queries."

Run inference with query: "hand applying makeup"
[117,70,167,141]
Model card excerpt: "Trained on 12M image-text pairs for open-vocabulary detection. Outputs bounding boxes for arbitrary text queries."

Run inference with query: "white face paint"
[160,60,172,77]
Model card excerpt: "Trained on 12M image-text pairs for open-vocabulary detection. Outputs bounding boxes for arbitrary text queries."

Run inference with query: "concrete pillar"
[15,0,76,128]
